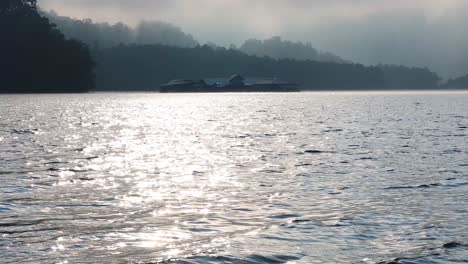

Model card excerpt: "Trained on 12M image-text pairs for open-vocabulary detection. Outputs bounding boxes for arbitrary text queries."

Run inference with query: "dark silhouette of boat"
[159,74,300,93]
[159,79,213,93]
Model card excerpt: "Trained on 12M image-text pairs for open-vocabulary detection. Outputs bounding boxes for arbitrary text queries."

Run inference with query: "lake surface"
[0,92,467,263]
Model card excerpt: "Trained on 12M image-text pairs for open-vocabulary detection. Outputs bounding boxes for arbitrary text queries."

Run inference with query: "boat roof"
[204,77,295,85]
[167,79,193,84]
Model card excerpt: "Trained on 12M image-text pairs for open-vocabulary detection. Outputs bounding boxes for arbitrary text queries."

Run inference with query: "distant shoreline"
[1,89,467,95]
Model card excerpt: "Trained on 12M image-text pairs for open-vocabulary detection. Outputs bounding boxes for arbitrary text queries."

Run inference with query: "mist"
[44,10,198,49]
[37,0,468,78]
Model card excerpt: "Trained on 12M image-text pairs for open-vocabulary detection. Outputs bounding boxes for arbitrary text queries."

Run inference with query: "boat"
[159,74,300,93]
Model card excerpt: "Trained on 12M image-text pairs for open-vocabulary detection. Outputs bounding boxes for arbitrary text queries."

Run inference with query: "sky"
[37,0,468,78]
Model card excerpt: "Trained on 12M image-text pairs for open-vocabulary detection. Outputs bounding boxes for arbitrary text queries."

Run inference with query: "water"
[0,92,467,263]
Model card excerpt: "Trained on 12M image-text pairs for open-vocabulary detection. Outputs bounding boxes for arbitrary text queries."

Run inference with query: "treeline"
[379,65,440,89]
[443,74,468,89]
[44,10,198,49]
[45,12,344,65]
[95,44,383,91]
[0,0,94,93]
[94,44,445,91]
[43,12,444,91]
[2,5,454,93]
[239,37,345,64]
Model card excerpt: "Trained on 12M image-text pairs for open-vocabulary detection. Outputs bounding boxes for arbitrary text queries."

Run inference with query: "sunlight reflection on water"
[0,92,467,263]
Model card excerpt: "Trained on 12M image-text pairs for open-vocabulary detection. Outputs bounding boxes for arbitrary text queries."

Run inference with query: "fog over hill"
[239,37,345,64]
[40,10,447,91]
[444,74,468,89]
[38,0,468,79]
[44,10,198,49]
[44,11,346,64]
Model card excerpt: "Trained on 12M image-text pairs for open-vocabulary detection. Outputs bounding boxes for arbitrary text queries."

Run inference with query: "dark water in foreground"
[0,92,467,263]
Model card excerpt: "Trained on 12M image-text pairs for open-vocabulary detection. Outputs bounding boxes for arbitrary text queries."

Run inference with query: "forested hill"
[94,44,441,91]
[379,65,440,90]
[1,5,450,93]
[44,10,199,49]
[239,37,345,64]
[42,11,446,91]
[44,12,345,65]
[443,74,468,89]
[95,44,381,90]
[0,0,95,93]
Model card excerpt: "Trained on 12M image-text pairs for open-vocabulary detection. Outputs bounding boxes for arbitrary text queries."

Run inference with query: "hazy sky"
[38,0,468,78]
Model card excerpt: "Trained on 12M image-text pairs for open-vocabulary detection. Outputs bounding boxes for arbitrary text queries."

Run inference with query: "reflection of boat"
[159,74,300,93]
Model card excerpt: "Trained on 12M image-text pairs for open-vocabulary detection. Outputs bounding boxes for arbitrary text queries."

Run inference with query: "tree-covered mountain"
[379,65,441,90]
[44,12,347,65]
[0,0,95,93]
[239,37,345,64]
[93,44,360,90]
[93,44,446,91]
[1,6,453,93]
[44,10,199,49]
[443,74,468,89]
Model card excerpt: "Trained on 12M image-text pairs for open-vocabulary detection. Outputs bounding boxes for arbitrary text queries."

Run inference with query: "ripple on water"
[0,92,467,263]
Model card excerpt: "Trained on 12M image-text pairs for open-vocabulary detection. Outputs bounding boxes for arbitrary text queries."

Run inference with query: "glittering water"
[0,92,467,264]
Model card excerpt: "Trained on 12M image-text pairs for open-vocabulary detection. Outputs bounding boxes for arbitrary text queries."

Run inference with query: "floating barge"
[159,74,300,93]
